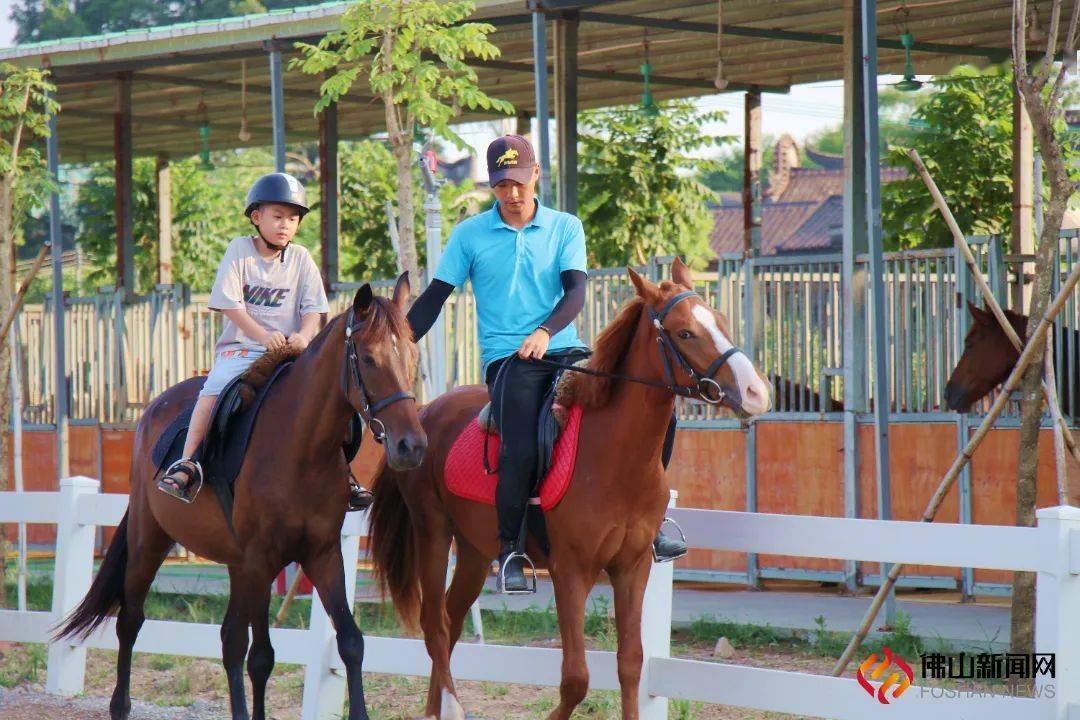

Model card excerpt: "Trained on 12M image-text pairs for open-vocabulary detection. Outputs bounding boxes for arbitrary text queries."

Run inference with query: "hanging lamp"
[238,59,252,142]
[640,31,659,116]
[894,6,923,92]
[196,96,214,170]
[713,0,728,91]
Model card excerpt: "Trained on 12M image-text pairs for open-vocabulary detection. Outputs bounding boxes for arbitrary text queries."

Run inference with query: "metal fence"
[13,235,1079,428]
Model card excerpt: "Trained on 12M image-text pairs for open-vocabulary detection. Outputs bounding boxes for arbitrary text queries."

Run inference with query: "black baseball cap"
[487,135,536,185]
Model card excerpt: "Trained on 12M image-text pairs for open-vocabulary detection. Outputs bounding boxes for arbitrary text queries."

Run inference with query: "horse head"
[944,301,1026,412]
[344,273,427,469]
[627,258,771,417]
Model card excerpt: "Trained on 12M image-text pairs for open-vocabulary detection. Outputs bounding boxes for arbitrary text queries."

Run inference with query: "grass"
[0,643,46,688]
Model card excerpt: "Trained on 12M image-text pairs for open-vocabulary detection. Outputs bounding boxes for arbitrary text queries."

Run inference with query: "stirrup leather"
[653,517,688,563]
[496,551,537,595]
[159,458,204,504]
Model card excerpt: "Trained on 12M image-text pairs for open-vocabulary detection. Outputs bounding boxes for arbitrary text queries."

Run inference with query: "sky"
[0,1,15,48]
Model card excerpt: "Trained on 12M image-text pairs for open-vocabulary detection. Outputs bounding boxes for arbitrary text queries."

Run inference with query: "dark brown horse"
[55,276,426,720]
[945,301,1079,415]
[369,259,771,720]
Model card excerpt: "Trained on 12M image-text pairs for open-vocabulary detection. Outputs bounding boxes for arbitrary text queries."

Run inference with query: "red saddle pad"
[443,404,584,511]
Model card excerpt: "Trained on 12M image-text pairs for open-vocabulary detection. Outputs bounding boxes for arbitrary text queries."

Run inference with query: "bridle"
[534,290,746,408]
[340,306,416,444]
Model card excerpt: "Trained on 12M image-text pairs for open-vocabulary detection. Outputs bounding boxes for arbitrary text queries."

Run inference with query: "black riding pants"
[486,354,562,543]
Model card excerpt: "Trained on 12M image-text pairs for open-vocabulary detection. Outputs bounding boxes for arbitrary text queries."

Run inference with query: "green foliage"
[699,139,776,194]
[75,149,320,294]
[11,0,315,43]
[292,0,513,147]
[882,65,1017,250]
[1,63,58,240]
[579,100,730,268]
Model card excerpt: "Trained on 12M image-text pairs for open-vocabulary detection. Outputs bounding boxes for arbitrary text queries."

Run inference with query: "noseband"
[648,290,743,405]
[341,306,416,444]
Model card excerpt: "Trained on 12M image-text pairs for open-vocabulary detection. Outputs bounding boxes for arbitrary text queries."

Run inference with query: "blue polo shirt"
[434,200,588,372]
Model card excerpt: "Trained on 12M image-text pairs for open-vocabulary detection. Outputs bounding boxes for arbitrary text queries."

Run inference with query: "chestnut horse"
[369,259,771,719]
[55,276,426,720]
[945,301,1079,415]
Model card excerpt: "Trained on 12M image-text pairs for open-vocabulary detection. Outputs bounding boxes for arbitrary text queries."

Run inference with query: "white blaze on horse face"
[690,304,771,415]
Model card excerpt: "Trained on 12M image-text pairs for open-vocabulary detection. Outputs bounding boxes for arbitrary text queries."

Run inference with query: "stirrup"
[157,459,204,504]
[496,551,537,595]
[653,517,688,563]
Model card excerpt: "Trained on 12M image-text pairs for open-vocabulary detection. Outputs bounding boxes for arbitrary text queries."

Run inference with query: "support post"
[1033,505,1080,717]
[114,73,134,297]
[532,10,553,206]
[554,11,579,215]
[156,153,172,285]
[267,42,286,173]
[319,102,340,290]
[300,514,363,720]
[47,107,68,479]
[639,490,676,720]
[860,0,895,625]
[420,159,446,400]
[841,0,867,595]
[45,476,100,695]
[743,89,762,255]
[1013,85,1035,312]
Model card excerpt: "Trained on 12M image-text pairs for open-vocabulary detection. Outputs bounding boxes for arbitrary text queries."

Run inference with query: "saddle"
[152,353,365,524]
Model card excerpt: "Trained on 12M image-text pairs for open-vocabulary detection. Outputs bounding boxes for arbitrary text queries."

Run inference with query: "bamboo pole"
[0,242,51,346]
[832,257,1080,676]
[907,149,1080,467]
[273,568,306,628]
[1045,332,1070,504]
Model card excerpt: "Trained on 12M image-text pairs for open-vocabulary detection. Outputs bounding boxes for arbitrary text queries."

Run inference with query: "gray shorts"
[199,348,263,398]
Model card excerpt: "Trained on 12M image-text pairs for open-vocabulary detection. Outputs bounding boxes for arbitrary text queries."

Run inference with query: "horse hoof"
[440,688,466,720]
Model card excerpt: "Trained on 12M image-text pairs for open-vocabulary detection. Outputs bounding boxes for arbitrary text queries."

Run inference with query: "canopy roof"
[0,0,1035,163]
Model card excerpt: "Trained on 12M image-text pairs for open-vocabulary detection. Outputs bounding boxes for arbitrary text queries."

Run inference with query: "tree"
[0,63,57,607]
[294,0,513,292]
[578,100,731,268]
[10,0,314,43]
[699,140,775,195]
[1010,0,1080,664]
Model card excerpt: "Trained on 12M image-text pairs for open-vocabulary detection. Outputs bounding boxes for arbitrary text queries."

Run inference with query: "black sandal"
[157,458,203,504]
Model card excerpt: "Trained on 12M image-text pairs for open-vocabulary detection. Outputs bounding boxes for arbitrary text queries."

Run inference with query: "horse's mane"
[560,297,645,409]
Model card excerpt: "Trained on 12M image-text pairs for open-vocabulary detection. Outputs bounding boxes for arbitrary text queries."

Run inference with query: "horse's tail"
[53,510,129,642]
[368,461,421,632]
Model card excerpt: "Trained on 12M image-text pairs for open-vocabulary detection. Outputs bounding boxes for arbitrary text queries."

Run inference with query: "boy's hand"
[261,331,287,351]
[287,333,310,352]
[517,328,550,360]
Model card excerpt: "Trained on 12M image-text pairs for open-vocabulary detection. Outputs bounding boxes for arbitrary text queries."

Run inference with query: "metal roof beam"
[576,10,1040,62]
[129,72,372,105]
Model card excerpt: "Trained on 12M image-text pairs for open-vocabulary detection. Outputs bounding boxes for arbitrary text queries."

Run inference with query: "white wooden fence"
[2,477,1080,720]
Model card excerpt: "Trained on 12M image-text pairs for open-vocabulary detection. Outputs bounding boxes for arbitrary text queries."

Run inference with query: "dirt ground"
[0,641,831,719]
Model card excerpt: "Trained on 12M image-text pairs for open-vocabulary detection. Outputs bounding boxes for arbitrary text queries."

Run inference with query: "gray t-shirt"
[208,236,330,355]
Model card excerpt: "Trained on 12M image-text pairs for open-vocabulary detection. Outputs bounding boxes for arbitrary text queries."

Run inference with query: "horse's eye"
[677,329,694,340]
[362,355,377,367]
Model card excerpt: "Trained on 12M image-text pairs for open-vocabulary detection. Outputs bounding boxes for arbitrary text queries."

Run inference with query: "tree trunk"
[0,174,14,608]
[391,138,419,291]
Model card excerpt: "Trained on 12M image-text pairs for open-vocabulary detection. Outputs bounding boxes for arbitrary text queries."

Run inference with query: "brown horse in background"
[945,301,1079,415]
[55,276,426,720]
[369,259,771,720]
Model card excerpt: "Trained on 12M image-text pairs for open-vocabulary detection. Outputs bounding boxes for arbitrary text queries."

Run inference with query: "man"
[407,135,686,594]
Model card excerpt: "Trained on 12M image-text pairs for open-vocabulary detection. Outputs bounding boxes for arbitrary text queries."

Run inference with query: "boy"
[157,172,331,502]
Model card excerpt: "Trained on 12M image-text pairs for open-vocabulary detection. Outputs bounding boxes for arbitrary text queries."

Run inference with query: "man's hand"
[517,328,550,359]
[287,332,310,352]
[261,330,287,351]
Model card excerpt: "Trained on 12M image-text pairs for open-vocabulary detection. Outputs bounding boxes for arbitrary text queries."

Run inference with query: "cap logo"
[495,148,519,167]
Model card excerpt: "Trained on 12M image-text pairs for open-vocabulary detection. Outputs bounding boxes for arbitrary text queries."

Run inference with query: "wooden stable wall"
[5,422,1073,590]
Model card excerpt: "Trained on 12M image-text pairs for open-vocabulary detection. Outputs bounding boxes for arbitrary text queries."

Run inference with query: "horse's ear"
[353,283,374,316]
[392,271,411,311]
[628,266,660,304]
[967,301,989,325]
[670,257,694,290]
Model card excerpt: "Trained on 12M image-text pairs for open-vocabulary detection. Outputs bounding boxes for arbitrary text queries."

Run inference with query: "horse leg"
[110,517,172,720]
[609,556,652,720]
[416,524,463,720]
[221,568,252,720]
[445,538,491,654]
[303,544,369,720]
[547,571,591,720]
[244,571,276,720]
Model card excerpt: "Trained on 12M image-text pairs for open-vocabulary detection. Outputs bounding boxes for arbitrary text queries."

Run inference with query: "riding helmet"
[244,172,310,219]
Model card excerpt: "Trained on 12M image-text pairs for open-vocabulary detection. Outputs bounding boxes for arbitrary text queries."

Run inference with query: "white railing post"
[45,476,100,696]
[639,490,676,720]
[301,514,364,720]
[1035,505,1080,719]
